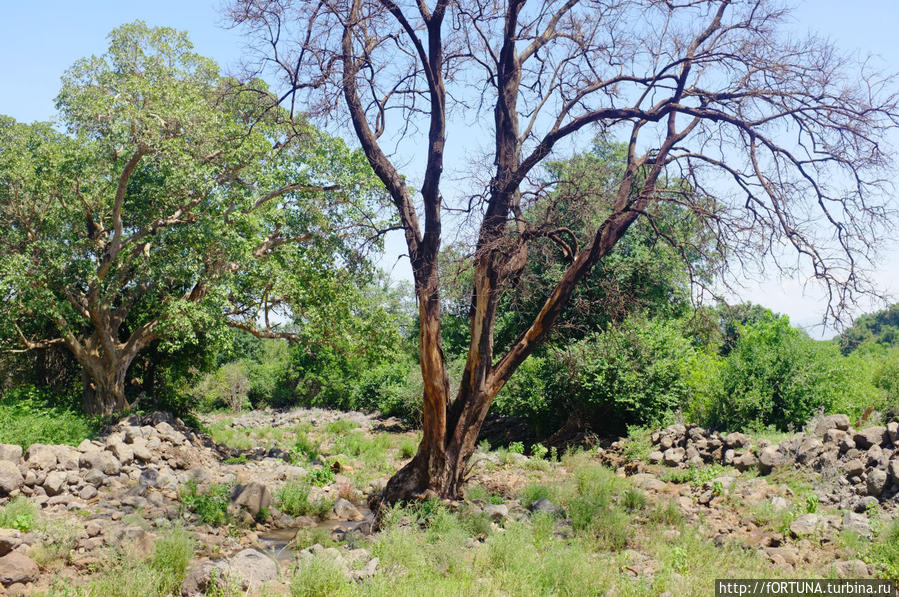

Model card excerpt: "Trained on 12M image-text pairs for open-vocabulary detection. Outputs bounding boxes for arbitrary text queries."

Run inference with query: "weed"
[324,420,360,435]
[623,488,647,511]
[308,467,336,487]
[507,441,525,455]
[649,500,684,526]
[531,443,549,460]
[660,464,730,486]
[0,497,37,531]
[276,482,333,518]
[223,454,247,465]
[519,483,551,509]
[805,494,818,514]
[179,480,232,525]
[151,525,195,594]
[398,438,417,459]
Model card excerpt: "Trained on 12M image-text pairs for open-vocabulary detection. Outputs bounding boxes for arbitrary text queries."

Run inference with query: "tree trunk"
[81,364,131,416]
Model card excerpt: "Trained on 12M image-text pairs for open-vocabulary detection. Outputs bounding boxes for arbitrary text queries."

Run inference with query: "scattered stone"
[663,447,685,466]
[25,444,57,470]
[854,427,887,450]
[648,451,664,465]
[0,530,23,557]
[887,421,899,446]
[815,414,850,435]
[0,552,39,586]
[843,459,865,477]
[483,504,509,522]
[866,469,888,496]
[734,451,758,472]
[0,445,23,463]
[529,498,559,514]
[842,512,871,538]
[832,559,869,578]
[231,482,272,518]
[227,549,279,589]
[43,470,67,496]
[0,461,24,495]
[789,514,822,537]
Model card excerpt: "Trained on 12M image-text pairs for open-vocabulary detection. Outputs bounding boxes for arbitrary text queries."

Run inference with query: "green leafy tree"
[0,22,383,415]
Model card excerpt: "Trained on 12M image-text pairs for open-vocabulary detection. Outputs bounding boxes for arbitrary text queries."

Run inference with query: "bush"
[706,313,876,431]
[179,480,232,525]
[542,316,698,435]
[0,384,99,449]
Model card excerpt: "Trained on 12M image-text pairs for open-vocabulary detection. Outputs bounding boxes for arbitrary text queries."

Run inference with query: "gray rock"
[0,530,23,557]
[529,498,560,514]
[0,461,24,495]
[138,469,159,487]
[180,560,231,596]
[663,447,685,466]
[769,496,789,511]
[887,421,898,446]
[839,435,857,452]
[80,451,121,475]
[109,442,133,464]
[77,439,99,453]
[723,432,749,449]
[483,504,509,522]
[790,514,822,537]
[815,414,850,434]
[854,427,887,449]
[231,482,272,517]
[734,451,758,471]
[854,496,879,513]
[844,459,865,477]
[0,445,23,463]
[758,446,781,474]
[648,451,664,464]
[131,440,153,462]
[797,438,823,464]
[84,469,106,487]
[227,549,278,589]
[832,559,869,578]
[889,458,899,481]
[54,446,80,471]
[25,444,57,470]
[79,485,98,500]
[331,498,365,522]
[0,551,39,586]
[842,512,871,538]
[85,520,102,537]
[43,470,67,496]
[866,468,888,496]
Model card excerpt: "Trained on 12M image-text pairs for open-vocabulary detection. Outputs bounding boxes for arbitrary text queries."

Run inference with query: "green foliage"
[398,438,417,459]
[543,316,699,434]
[519,484,552,510]
[0,497,37,531]
[507,441,524,455]
[275,482,333,518]
[0,384,99,449]
[308,467,336,487]
[179,480,232,525]
[659,464,731,486]
[704,313,875,431]
[290,553,353,597]
[841,303,899,354]
[151,526,195,594]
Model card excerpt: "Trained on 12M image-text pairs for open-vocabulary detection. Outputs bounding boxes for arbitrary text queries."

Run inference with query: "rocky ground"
[0,408,896,596]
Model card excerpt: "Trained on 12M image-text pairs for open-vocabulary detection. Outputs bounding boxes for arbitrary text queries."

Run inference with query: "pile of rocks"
[639,415,899,510]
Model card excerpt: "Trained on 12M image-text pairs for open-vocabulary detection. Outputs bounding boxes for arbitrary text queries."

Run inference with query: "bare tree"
[232,0,899,502]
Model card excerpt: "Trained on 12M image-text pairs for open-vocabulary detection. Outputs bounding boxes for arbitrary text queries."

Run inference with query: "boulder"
[789,514,822,537]
[832,560,869,578]
[79,485,98,500]
[841,512,871,538]
[331,498,365,522]
[230,482,271,517]
[797,438,823,465]
[663,447,685,466]
[815,414,850,435]
[227,549,278,589]
[0,461,24,495]
[483,504,509,522]
[180,560,231,596]
[734,451,758,472]
[866,469,888,496]
[0,530,23,557]
[0,445,22,463]
[54,446,80,471]
[529,498,560,514]
[889,458,899,481]
[79,451,121,476]
[843,459,865,477]
[25,444,57,470]
[854,427,887,449]
[648,451,664,465]
[723,432,749,449]
[43,470,67,496]
[887,421,898,446]
[108,442,133,464]
[758,446,781,474]
[0,552,39,586]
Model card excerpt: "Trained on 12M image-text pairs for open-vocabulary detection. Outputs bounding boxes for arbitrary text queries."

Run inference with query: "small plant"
[622,488,647,511]
[531,443,549,460]
[805,494,818,514]
[399,438,417,459]
[151,526,195,594]
[711,480,724,497]
[324,420,360,435]
[478,439,491,452]
[276,482,333,518]
[0,497,37,531]
[649,500,684,526]
[224,454,247,465]
[508,441,525,454]
[671,545,688,573]
[308,467,336,487]
[179,480,232,525]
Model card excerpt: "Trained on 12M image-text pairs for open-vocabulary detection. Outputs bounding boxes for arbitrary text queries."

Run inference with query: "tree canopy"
[0,22,385,415]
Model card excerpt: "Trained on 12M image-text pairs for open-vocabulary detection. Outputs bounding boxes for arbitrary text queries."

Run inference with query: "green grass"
[0,496,37,531]
[205,420,254,451]
[398,438,417,459]
[275,481,334,518]
[179,480,233,525]
[0,388,99,449]
[324,420,360,435]
[518,483,552,509]
[659,464,732,486]
[291,553,353,597]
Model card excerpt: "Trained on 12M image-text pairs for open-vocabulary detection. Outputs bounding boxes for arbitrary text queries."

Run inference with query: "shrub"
[151,526,195,594]
[0,497,37,531]
[179,480,232,525]
[0,384,99,449]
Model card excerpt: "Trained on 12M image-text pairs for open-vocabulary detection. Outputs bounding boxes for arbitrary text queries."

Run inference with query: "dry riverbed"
[0,408,896,596]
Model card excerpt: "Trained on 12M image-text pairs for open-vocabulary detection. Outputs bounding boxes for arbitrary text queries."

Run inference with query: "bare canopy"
[232,0,899,502]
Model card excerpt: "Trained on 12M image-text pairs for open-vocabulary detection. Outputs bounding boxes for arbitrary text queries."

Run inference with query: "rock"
[227,549,278,589]
[25,444,57,470]
[889,458,899,481]
[77,439,99,453]
[109,442,133,464]
[723,432,749,449]
[54,446,79,470]
[138,469,159,488]
[80,451,120,475]
[797,438,823,465]
[0,445,23,463]
[85,521,102,537]
[631,474,667,492]
[843,459,865,477]
[815,414,850,435]
[529,498,559,514]
[0,530,23,557]
[180,560,231,596]
[789,514,822,537]
[483,504,509,522]
[663,447,685,466]
[230,482,272,518]
[769,496,789,511]
[0,461,24,495]
[80,485,98,500]
[854,427,887,449]
[84,469,106,487]
[131,441,153,462]
[648,451,664,465]
[758,446,781,474]
[0,552,39,586]
[352,557,379,581]
[854,496,879,513]
[842,512,871,538]
[823,429,849,446]
[734,451,758,471]
[331,498,365,522]
[886,421,898,446]
[839,435,857,452]
[43,470,67,496]
[832,559,869,578]
[866,469,888,496]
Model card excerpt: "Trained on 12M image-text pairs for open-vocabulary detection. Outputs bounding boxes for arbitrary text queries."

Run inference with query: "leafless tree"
[232,0,899,502]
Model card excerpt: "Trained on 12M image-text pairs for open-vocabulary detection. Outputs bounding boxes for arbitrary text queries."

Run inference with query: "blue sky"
[2,0,898,336]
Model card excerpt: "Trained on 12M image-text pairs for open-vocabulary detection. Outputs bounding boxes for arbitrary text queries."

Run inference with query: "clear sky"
[2,0,898,337]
